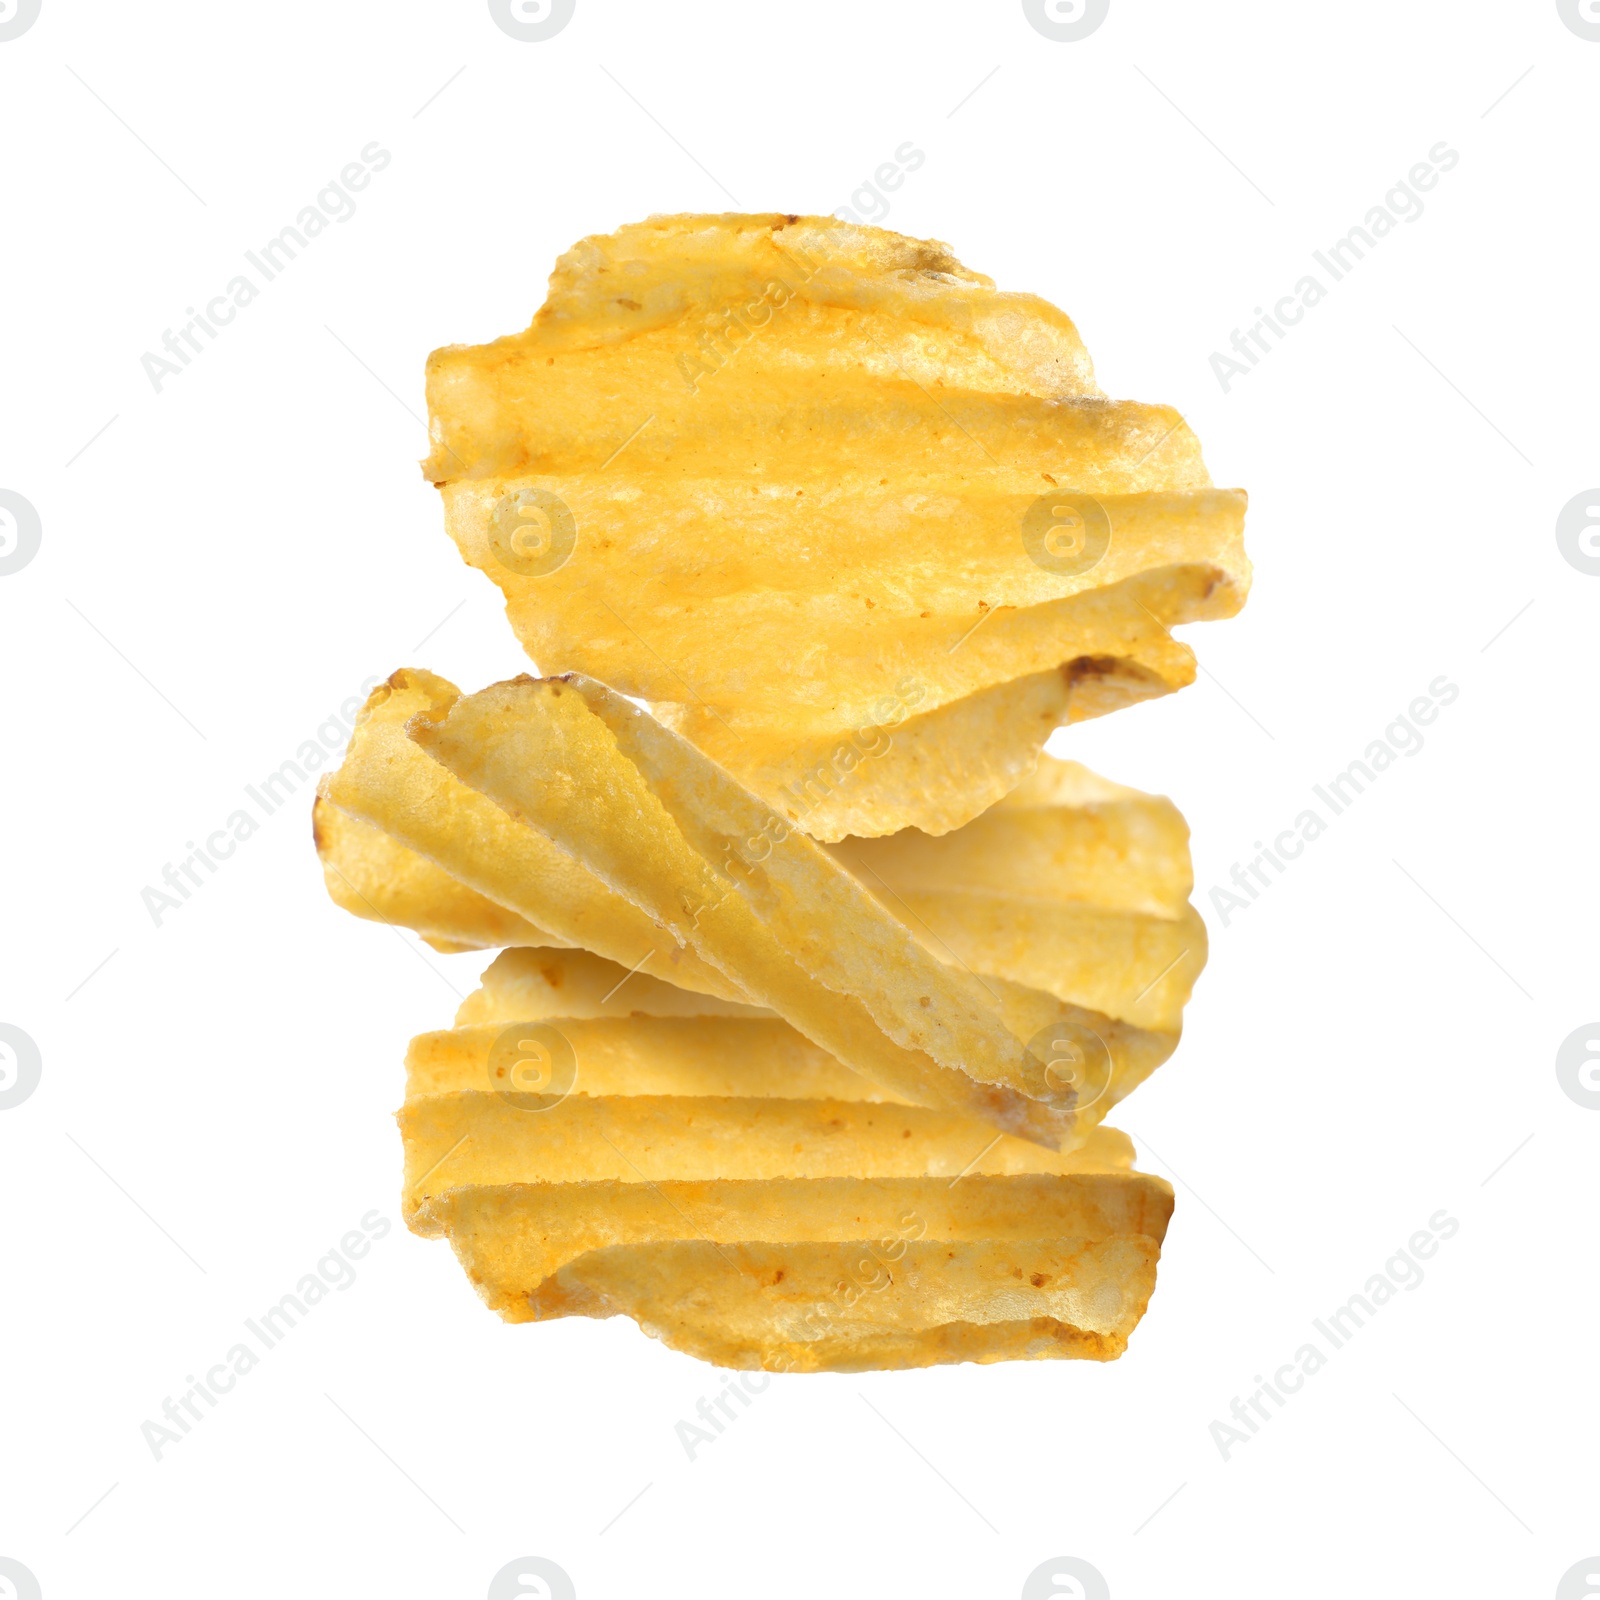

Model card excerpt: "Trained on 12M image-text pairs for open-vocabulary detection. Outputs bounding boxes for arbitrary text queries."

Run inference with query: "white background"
[2,2,1596,1597]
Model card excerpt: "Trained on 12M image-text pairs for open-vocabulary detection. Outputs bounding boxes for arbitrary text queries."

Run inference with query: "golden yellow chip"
[320,699,1201,1034]
[315,668,1197,1141]
[453,945,769,1025]
[409,670,1140,1147]
[424,213,1248,838]
[833,756,1204,1031]
[315,669,739,999]
[528,1232,1169,1371]
[404,947,1173,1370]
[312,796,549,952]
[314,216,1243,1370]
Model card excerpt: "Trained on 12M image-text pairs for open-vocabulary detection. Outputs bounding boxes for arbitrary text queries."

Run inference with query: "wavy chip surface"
[405,948,1174,1372]
[314,667,738,998]
[423,212,1249,838]
[317,669,1200,1142]
[312,216,1245,1369]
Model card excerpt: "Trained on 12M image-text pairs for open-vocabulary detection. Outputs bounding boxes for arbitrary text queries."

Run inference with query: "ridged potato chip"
[835,760,1204,1034]
[321,704,1200,1033]
[423,213,1249,838]
[315,669,739,999]
[409,671,1156,1147]
[405,947,1173,1371]
[312,215,1247,1370]
[316,677,1197,1139]
[312,797,548,953]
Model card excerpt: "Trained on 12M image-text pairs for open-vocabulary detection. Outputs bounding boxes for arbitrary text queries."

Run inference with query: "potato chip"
[319,692,1203,1027]
[404,949,1150,1219]
[832,756,1203,1031]
[312,215,1240,1371]
[529,1234,1167,1371]
[316,676,1194,1139]
[423,213,1248,837]
[453,945,770,1025]
[315,669,739,999]
[319,705,1201,1024]
[312,796,549,952]
[403,947,1172,1370]
[409,670,1138,1146]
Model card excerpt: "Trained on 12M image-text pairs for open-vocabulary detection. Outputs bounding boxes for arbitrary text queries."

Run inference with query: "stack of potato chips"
[315,215,1248,1370]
